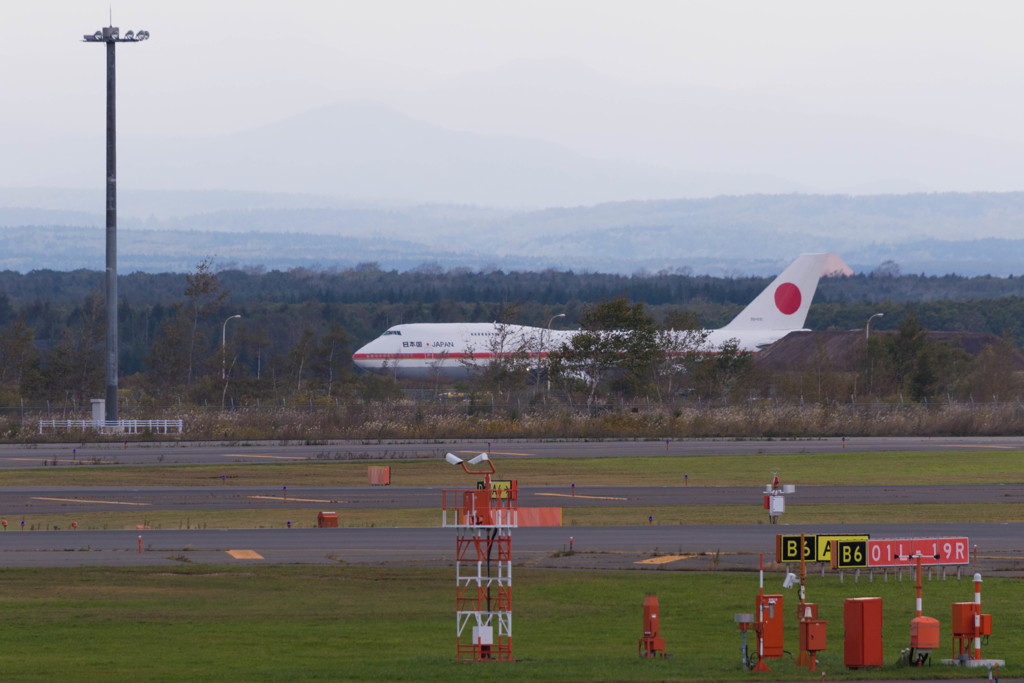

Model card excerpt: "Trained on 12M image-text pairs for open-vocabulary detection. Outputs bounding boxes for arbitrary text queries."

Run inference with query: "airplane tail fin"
[722,253,833,332]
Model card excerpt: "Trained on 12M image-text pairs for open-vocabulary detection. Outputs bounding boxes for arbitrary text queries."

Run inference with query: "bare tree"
[653,311,710,400]
[183,259,227,384]
[460,304,534,399]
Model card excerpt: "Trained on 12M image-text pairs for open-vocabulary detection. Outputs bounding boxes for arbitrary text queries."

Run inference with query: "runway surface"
[0,523,1019,572]
[4,483,1024,513]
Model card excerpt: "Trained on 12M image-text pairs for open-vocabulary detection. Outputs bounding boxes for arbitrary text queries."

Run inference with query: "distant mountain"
[5,190,1024,275]
[9,57,1024,205]
[113,101,806,206]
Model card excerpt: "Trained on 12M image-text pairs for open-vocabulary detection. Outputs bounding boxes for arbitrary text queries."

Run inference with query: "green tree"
[41,292,105,403]
[690,339,752,402]
[146,308,190,394]
[551,298,659,404]
[965,331,1022,401]
[889,310,928,395]
[0,320,38,386]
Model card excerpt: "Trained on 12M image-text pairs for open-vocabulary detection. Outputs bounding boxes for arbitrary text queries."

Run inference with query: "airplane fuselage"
[352,322,797,380]
[352,253,836,380]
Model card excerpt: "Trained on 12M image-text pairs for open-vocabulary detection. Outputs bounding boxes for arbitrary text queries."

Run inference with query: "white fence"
[38,419,183,435]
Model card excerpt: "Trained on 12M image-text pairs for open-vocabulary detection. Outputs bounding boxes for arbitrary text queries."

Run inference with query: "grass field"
[0,565,1014,682]
[3,449,1024,487]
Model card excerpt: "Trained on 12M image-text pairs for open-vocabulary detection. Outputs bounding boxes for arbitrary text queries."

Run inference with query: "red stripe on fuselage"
[352,349,745,363]
[353,352,550,362]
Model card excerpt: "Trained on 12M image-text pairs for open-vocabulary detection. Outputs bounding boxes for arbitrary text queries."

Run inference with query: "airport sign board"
[815,534,869,563]
[831,537,970,569]
[776,534,815,563]
[866,537,969,567]
[831,539,868,569]
[776,534,868,563]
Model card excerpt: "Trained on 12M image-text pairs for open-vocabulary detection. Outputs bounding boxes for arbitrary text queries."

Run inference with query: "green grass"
[9,507,436,531]
[0,565,1015,681]
[2,449,1024,487]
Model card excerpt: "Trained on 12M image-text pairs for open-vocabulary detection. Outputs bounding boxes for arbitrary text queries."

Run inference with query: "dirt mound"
[755,330,1024,372]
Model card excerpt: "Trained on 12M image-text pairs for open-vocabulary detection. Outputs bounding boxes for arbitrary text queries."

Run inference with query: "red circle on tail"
[774,282,801,315]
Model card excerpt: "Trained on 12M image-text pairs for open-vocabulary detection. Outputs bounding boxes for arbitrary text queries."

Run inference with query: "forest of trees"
[1,262,1023,411]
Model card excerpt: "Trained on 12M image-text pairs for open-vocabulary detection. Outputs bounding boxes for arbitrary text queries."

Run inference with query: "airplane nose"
[352,341,375,371]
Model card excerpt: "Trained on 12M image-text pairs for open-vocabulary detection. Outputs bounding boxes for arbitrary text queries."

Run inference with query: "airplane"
[352,253,843,380]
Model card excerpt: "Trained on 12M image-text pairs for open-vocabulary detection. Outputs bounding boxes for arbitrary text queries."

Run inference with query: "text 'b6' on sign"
[830,539,868,569]
[776,534,815,563]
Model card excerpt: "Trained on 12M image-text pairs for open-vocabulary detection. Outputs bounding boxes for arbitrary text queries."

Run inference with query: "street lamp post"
[866,312,884,340]
[83,24,150,423]
[222,315,242,380]
[545,313,566,392]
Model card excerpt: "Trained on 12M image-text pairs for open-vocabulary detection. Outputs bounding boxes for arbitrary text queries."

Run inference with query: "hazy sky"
[6,1,1024,199]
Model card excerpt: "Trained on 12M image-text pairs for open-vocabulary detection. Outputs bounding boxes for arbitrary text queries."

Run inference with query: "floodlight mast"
[82,24,149,423]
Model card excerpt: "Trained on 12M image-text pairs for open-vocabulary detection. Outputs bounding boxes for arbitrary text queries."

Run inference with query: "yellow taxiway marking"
[536,492,629,501]
[32,497,150,506]
[248,495,335,503]
[635,554,696,565]
[454,450,534,457]
[226,550,264,560]
[221,454,308,460]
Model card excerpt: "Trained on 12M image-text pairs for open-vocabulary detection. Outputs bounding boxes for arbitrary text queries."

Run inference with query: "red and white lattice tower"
[442,454,517,662]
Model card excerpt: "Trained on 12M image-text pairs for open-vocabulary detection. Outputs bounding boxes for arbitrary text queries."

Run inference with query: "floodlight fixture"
[445,451,496,481]
[782,572,799,589]
[866,312,884,340]
[82,25,151,43]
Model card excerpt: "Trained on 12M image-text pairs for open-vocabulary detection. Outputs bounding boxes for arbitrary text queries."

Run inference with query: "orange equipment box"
[910,615,940,650]
[461,490,493,526]
[368,466,391,486]
[797,603,818,657]
[317,511,338,528]
[758,594,784,658]
[804,620,827,652]
[952,603,992,637]
[952,602,975,636]
[638,595,666,658]
[844,597,883,668]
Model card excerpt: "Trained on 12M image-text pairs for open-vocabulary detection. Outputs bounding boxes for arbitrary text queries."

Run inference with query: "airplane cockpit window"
[383,330,402,336]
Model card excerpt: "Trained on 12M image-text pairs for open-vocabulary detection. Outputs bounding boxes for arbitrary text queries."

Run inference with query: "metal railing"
[38,419,183,434]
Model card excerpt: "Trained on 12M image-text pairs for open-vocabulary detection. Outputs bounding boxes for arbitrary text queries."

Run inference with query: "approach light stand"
[83,25,150,423]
